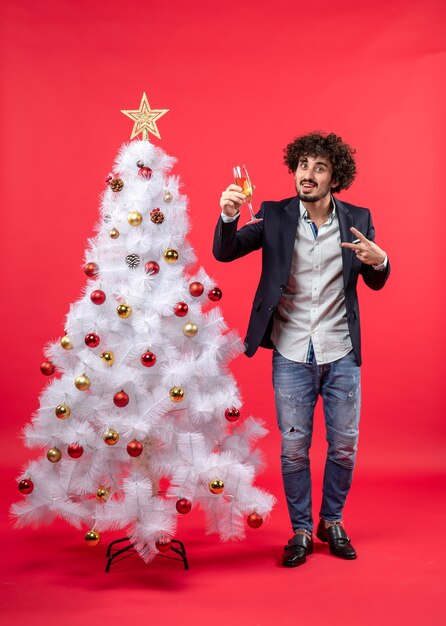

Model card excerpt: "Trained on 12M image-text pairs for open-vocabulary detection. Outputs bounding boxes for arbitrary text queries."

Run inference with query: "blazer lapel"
[334,198,354,289]
[281,195,301,279]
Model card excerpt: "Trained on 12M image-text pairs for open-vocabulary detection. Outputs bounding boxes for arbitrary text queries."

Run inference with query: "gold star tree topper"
[121,92,169,141]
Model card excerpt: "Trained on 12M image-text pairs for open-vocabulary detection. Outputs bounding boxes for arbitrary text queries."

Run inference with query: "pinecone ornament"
[125,254,140,269]
[110,178,124,192]
[150,209,164,224]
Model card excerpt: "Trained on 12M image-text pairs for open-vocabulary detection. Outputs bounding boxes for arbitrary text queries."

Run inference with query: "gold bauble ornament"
[163,249,179,263]
[117,303,132,318]
[100,351,114,366]
[209,479,225,494]
[60,335,73,350]
[47,447,62,463]
[128,211,143,226]
[84,530,101,546]
[109,228,120,239]
[183,322,198,337]
[75,373,91,390]
[55,404,71,420]
[169,387,185,402]
[96,486,110,502]
[103,429,119,445]
[163,190,173,203]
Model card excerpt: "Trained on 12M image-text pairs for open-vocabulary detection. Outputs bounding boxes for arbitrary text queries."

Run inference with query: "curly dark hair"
[283,132,357,193]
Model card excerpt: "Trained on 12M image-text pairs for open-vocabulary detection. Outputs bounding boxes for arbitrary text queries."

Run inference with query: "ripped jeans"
[272,349,361,534]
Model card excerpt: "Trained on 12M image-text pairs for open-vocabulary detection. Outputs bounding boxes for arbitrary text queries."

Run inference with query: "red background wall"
[1,1,445,624]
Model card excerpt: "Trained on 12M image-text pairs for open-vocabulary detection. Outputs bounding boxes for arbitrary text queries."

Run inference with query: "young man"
[213,132,390,567]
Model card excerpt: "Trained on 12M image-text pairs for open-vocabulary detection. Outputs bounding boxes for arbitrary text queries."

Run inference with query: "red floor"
[2,464,445,626]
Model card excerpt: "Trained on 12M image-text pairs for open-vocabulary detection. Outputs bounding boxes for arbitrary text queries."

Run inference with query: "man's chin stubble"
[299,195,320,202]
[296,188,331,203]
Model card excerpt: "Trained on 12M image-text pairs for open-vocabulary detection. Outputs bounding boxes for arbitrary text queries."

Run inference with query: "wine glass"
[233,164,262,225]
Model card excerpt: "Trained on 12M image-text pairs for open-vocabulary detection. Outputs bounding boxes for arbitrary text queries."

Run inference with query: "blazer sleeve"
[212,203,265,262]
[360,210,391,290]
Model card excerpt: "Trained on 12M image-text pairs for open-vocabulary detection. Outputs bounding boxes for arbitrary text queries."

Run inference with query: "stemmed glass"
[233,165,262,225]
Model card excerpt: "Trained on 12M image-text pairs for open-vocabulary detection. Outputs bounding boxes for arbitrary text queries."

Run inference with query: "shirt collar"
[299,196,336,223]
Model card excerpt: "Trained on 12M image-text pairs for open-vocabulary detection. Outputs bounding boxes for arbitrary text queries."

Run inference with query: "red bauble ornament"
[84,262,99,278]
[155,538,172,552]
[40,360,55,376]
[113,390,129,407]
[67,444,84,458]
[18,479,34,495]
[247,512,264,529]
[105,173,113,183]
[189,282,204,297]
[90,289,106,305]
[144,261,160,275]
[85,333,100,348]
[127,440,143,457]
[176,498,192,514]
[138,166,152,179]
[208,287,223,302]
[141,351,156,367]
[174,302,188,317]
[225,407,240,422]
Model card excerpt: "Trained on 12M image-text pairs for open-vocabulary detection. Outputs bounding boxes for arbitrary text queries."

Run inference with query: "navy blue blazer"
[213,195,390,365]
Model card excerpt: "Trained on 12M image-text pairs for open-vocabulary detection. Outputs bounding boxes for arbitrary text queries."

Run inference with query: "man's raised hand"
[341,227,386,266]
[220,184,246,217]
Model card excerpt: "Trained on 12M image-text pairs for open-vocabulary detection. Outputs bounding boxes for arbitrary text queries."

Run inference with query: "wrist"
[372,252,388,270]
[222,206,239,217]
[220,210,240,224]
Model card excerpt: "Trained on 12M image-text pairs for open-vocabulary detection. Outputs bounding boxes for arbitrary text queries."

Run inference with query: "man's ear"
[331,179,338,190]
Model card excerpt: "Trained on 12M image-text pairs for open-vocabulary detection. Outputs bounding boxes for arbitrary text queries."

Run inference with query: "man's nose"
[304,164,315,179]
[304,166,315,179]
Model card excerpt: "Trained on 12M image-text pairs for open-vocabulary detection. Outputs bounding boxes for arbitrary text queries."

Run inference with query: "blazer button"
[268,305,275,311]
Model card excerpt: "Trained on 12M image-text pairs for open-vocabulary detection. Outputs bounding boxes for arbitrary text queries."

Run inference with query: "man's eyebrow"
[298,157,329,166]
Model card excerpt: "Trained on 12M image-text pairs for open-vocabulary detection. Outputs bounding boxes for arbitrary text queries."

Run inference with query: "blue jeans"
[272,349,361,534]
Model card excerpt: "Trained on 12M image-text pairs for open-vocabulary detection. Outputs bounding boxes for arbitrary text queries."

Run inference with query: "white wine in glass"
[233,164,262,225]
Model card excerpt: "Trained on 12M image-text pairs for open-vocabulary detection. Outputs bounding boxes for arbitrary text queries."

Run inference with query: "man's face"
[294,155,337,202]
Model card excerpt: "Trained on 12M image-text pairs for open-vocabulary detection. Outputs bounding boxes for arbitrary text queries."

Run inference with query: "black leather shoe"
[316,520,357,559]
[282,532,313,567]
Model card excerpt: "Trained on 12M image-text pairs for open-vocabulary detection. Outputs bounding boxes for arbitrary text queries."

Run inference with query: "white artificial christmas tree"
[12,94,275,563]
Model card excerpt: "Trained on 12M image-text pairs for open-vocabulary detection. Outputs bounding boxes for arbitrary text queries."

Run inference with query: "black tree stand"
[105,537,189,572]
